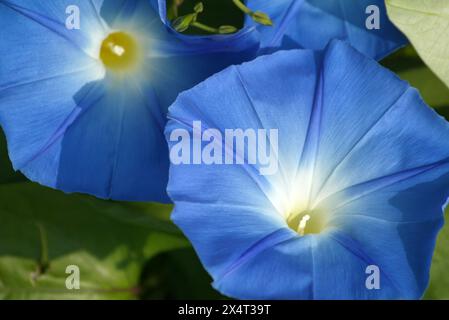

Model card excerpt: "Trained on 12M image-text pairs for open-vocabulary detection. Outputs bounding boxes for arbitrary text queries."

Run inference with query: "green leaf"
[425,207,449,299]
[140,248,225,300]
[398,67,449,108]
[0,183,188,299]
[386,0,449,89]
[0,129,25,184]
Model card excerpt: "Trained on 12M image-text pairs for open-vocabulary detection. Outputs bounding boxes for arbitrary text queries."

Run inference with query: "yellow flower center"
[99,32,141,73]
[286,208,327,236]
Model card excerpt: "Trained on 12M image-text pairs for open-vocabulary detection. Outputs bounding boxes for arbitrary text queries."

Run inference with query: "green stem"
[168,0,184,19]
[232,0,252,15]
[191,21,218,34]
[31,223,49,284]
[37,222,49,271]
[171,6,179,18]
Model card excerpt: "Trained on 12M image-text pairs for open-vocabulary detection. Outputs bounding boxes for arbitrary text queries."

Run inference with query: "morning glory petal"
[166,48,319,182]
[329,216,444,299]
[166,40,449,299]
[311,232,401,299]
[213,236,314,300]
[0,0,108,56]
[305,41,449,205]
[55,78,169,202]
[247,0,407,60]
[166,52,318,276]
[0,1,105,187]
[321,163,449,298]
[171,202,293,278]
[0,0,259,201]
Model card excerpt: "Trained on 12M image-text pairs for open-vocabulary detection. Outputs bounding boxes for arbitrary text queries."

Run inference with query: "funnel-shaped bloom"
[166,40,449,299]
[247,0,406,60]
[0,0,259,202]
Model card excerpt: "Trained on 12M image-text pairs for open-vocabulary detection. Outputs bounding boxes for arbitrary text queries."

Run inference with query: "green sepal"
[218,25,238,34]
[251,11,273,26]
[172,13,197,32]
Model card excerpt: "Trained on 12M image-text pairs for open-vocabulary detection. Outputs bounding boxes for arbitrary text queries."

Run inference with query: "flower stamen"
[286,209,327,236]
[298,214,311,236]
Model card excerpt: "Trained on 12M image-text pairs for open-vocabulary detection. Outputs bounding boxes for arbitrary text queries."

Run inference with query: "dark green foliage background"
[168,0,244,34]
[0,1,448,300]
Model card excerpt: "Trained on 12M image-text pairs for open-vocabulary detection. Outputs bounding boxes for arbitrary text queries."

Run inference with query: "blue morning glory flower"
[246,0,407,60]
[165,40,449,299]
[0,0,259,202]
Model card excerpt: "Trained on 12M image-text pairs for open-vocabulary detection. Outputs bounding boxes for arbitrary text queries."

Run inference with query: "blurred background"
[0,0,448,299]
